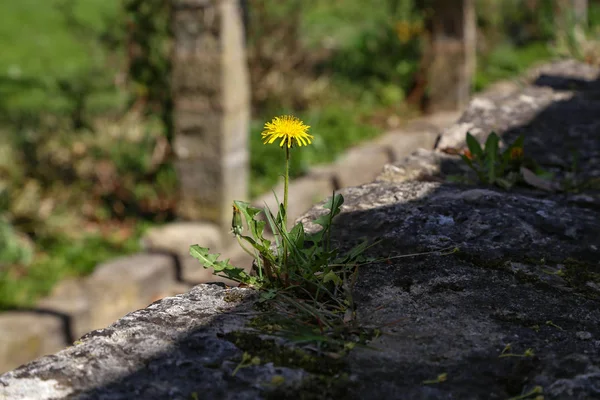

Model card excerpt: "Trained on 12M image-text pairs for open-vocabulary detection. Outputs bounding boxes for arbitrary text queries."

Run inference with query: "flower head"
[510,147,524,160]
[261,115,313,148]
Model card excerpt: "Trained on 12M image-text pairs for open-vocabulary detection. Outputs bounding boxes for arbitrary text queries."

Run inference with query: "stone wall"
[1,59,599,400]
[0,111,456,374]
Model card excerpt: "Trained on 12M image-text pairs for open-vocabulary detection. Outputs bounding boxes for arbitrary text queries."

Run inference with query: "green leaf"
[304,229,324,243]
[314,193,344,228]
[259,289,278,303]
[321,271,342,286]
[234,200,267,244]
[189,245,257,285]
[264,205,283,254]
[495,177,514,190]
[466,132,484,159]
[189,245,220,268]
[460,154,475,169]
[289,222,305,250]
[346,239,373,262]
[484,133,500,183]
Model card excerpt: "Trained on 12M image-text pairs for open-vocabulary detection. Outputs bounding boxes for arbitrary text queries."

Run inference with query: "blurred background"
[1,0,599,310]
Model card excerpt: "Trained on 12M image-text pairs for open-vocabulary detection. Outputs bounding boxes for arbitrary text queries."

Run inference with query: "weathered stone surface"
[375,129,438,163]
[37,278,92,341]
[142,222,221,282]
[0,313,67,374]
[329,144,392,189]
[3,178,599,399]
[392,60,600,187]
[299,180,600,399]
[85,254,176,331]
[377,147,471,183]
[0,286,293,400]
[2,60,600,399]
[142,222,253,284]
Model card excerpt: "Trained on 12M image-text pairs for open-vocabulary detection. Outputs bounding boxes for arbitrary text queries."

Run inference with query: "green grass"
[0,224,146,310]
[0,0,124,121]
[474,41,555,91]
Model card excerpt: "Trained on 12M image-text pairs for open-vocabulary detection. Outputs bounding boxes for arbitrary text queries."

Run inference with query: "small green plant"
[507,385,544,400]
[459,132,562,191]
[190,115,378,343]
[422,372,448,385]
[191,115,456,348]
[498,343,535,358]
[232,352,262,376]
[460,132,527,189]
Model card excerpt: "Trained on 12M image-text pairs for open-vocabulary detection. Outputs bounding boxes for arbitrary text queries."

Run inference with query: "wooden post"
[171,0,250,238]
[424,0,476,112]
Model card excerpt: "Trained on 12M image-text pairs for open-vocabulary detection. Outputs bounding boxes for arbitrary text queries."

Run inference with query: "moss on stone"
[224,331,347,376]
[561,258,600,299]
[223,291,246,303]
[265,373,354,400]
[224,330,355,400]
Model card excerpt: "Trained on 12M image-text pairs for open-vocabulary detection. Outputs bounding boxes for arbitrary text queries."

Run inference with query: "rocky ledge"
[1,60,599,399]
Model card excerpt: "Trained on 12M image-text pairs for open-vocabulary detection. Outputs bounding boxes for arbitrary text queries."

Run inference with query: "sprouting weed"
[190,115,457,350]
[499,344,535,358]
[422,372,448,384]
[507,385,543,400]
[545,320,563,330]
[232,352,261,376]
[459,131,551,190]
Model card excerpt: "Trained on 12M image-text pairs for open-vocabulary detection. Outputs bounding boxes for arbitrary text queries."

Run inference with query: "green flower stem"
[283,146,290,276]
[284,146,290,221]
[236,235,262,280]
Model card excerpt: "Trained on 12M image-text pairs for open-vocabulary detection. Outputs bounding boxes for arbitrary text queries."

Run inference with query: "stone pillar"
[425,0,476,112]
[171,0,250,236]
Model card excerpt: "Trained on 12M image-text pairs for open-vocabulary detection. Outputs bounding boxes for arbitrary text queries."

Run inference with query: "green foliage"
[0,227,143,310]
[0,217,33,267]
[327,16,423,104]
[459,132,555,191]
[461,132,526,189]
[191,191,377,336]
[0,0,126,129]
[123,0,172,141]
[474,42,553,91]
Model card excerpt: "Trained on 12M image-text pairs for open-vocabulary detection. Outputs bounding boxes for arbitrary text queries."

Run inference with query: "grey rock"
[3,178,598,399]
[2,60,600,400]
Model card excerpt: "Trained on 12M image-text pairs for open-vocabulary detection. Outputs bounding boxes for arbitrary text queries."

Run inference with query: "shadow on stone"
[2,60,600,399]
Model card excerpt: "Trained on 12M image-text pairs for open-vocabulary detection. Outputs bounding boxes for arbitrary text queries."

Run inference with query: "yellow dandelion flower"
[261,115,313,148]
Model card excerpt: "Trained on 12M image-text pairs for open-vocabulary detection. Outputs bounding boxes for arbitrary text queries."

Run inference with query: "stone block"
[329,144,392,189]
[142,222,227,284]
[252,174,334,227]
[85,254,176,331]
[0,312,67,374]
[405,111,462,132]
[37,278,91,341]
[376,129,439,162]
